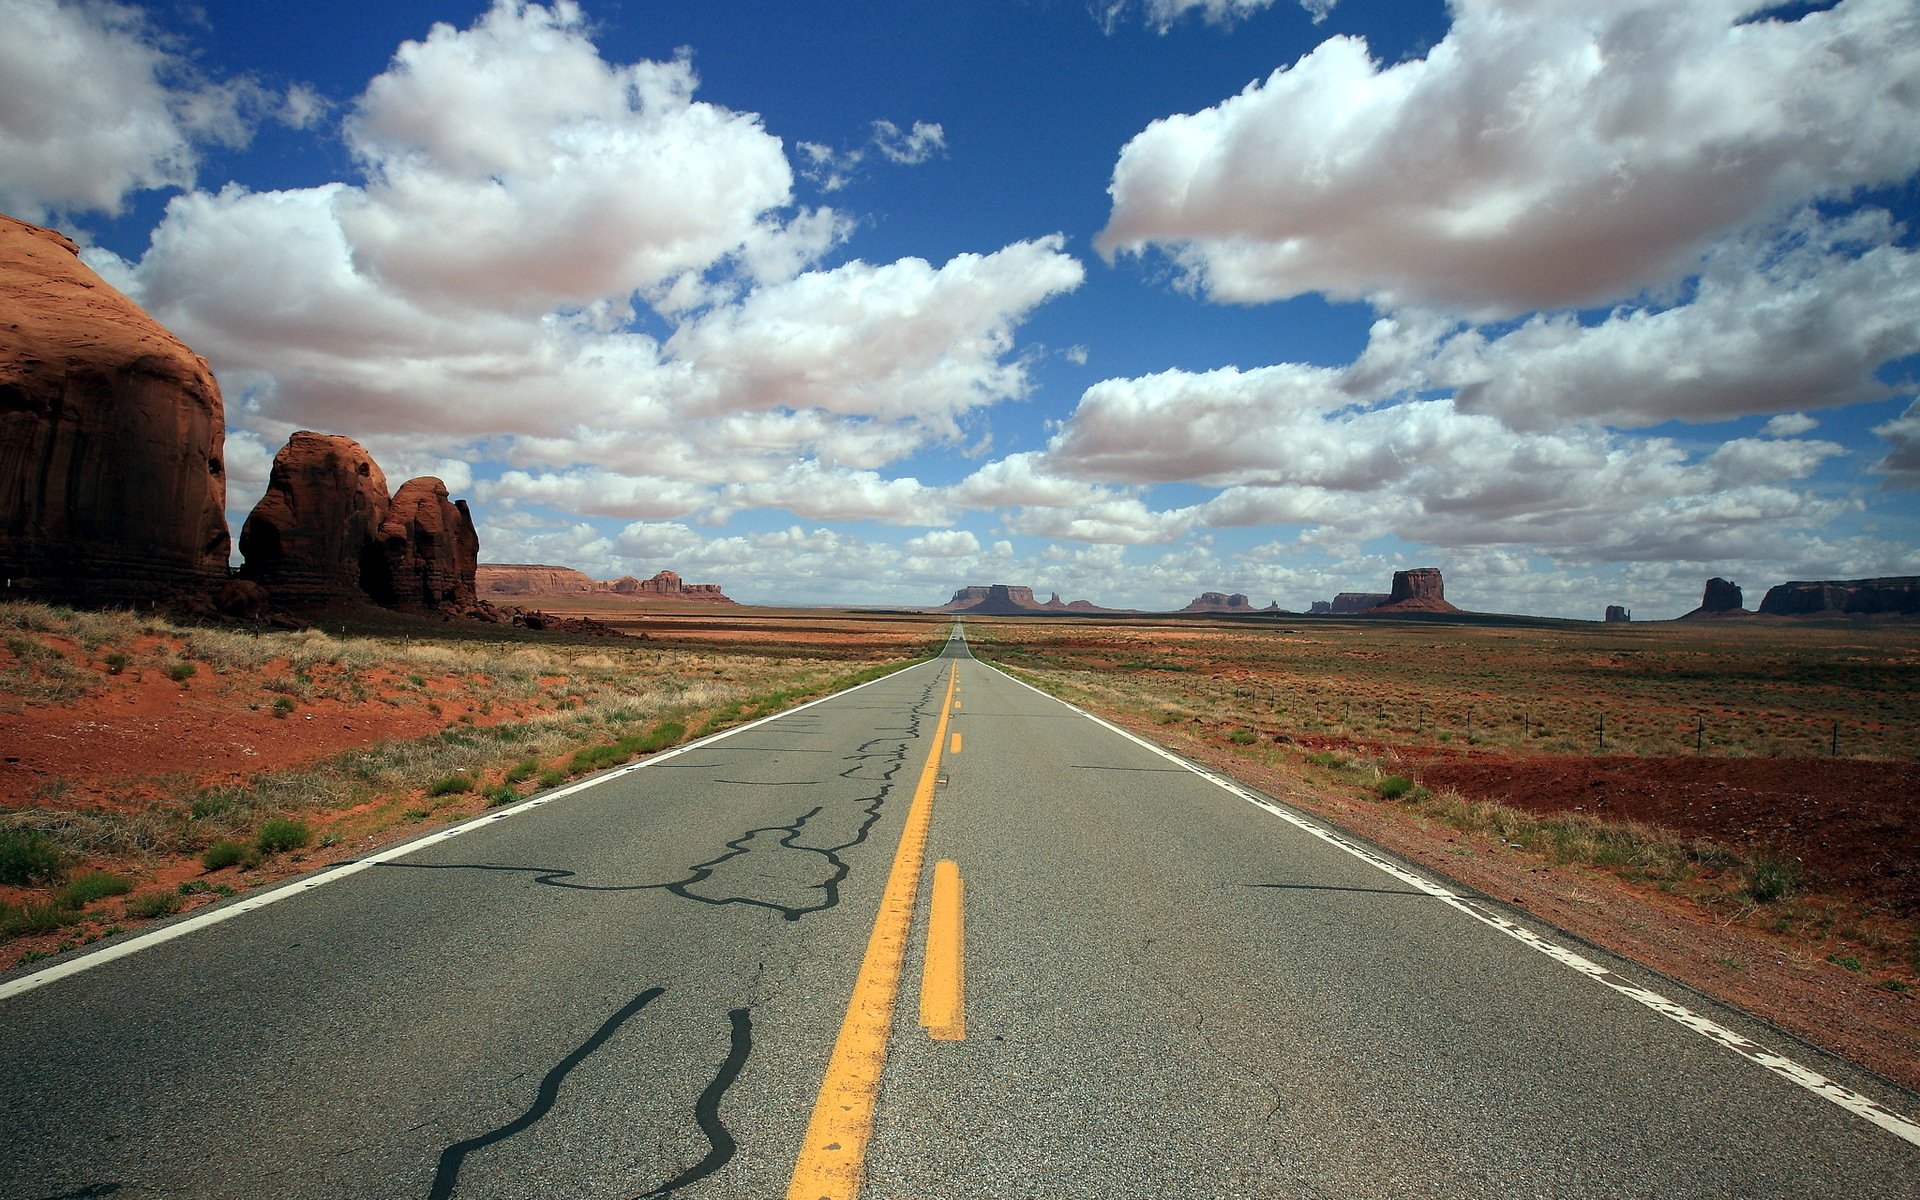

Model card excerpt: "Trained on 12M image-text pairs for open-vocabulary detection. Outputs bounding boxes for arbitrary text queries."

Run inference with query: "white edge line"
[0,659,934,1005]
[979,656,1920,1149]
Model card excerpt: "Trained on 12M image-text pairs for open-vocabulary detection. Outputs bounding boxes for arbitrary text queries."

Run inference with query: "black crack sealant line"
[413,670,942,1198]
[426,988,667,1200]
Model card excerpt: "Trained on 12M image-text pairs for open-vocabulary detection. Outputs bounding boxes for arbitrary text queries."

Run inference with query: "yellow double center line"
[786,662,959,1200]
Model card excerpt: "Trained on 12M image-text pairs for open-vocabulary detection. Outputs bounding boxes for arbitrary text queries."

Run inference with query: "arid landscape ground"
[2,601,1914,1092]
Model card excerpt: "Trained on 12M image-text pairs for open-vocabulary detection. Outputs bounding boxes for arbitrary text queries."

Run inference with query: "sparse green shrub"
[0,828,65,886]
[1827,953,1862,971]
[504,757,539,784]
[272,695,296,717]
[485,784,520,807]
[255,818,312,855]
[104,652,130,675]
[538,768,566,789]
[166,661,197,683]
[201,839,258,871]
[1744,853,1801,904]
[1227,728,1258,745]
[54,872,134,909]
[1376,775,1419,801]
[427,774,474,797]
[125,891,182,920]
[0,900,73,939]
[178,880,212,896]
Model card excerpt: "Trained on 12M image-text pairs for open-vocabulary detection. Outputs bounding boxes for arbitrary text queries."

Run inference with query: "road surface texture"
[3,630,1916,1198]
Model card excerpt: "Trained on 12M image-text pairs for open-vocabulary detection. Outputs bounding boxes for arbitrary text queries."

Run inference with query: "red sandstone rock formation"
[1181,591,1255,613]
[1605,605,1631,623]
[1681,577,1748,619]
[939,584,1109,614]
[239,433,392,604]
[613,569,733,602]
[381,477,479,609]
[1372,567,1458,613]
[478,564,732,602]
[0,214,229,603]
[1758,577,1920,617]
[477,564,601,595]
[1329,592,1388,614]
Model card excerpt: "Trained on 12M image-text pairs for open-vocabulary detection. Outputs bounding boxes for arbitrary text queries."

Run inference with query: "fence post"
[1696,715,1703,752]
[1831,721,1839,758]
[1597,712,1605,751]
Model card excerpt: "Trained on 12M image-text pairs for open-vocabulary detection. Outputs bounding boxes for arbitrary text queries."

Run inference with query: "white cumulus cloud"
[1097,0,1920,315]
[0,0,285,221]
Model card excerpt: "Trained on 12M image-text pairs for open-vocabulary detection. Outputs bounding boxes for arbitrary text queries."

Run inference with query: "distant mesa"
[938,583,1104,615]
[478,564,733,603]
[1308,601,1333,615]
[1328,593,1389,614]
[1681,577,1748,619]
[1314,567,1459,616]
[610,569,731,602]
[1758,577,1920,618]
[1373,567,1458,614]
[0,214,229,605]
[1605,605,1632,623]
[1180,591,1253,614]
[239,431,482,617]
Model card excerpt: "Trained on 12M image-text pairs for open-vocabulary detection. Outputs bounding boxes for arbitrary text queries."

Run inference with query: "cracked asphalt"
[2,631,1917,1198]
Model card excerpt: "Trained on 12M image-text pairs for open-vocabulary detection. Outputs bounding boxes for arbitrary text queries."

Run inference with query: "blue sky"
[5,0,1917,616]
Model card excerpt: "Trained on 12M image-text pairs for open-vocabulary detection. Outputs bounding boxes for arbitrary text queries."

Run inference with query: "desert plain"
[1,599,1914,1092]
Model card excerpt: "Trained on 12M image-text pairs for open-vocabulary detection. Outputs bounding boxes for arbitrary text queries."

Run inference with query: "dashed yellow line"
[919,860,965,1040]
[786,663,958,1200]
[949,731,962,754]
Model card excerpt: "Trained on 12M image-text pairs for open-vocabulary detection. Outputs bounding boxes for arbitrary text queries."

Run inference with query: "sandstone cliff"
[1681,577,1748,619]
[611,570,732,602]
[0,214,229,603]
[239,432,482,615]
[239,433,392,604]
[1371,567,1459,614]
[1180,592,1255,613]
[381,477,479,609]
[938,583,1105,614]
[1758,577,1920,617]
[1329,592,1388,614]
[477,564,601,595]
[478,564,733,602]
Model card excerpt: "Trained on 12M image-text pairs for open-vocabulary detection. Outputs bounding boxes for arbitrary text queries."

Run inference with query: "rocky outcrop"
[239,433,392,604]
[611,570,733,602]
[1181,592,1255,613]
[381,478,479,609]
[1309,600,1332,615]
[239,432,481,614]
[1330,593,1388,614]
[942,584,1039,611]
[477,564,600,595]
[1681,577,1748,619]
[1605,605,1631,623]
[478,564,732,602]
[1373,567,1459,614]
[1758,577,1920,618]
[0,214,229,603]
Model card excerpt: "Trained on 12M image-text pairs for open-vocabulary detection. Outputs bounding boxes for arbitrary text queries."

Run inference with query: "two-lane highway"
[2,628,1916,1198]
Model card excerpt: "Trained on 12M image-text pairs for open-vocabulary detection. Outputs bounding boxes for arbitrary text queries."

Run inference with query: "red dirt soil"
[1408,752,1920,913]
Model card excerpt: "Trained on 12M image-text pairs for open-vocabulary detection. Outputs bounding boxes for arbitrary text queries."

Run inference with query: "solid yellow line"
[920,860,965,1040]
[949,731,962,754]
[786,663,958,1200]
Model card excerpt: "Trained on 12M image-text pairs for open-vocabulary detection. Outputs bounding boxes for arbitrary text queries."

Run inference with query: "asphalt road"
[2,628,1916,1198]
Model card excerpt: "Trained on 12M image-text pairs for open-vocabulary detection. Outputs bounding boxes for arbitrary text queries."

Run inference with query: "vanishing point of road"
[3,628,1916,1198]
